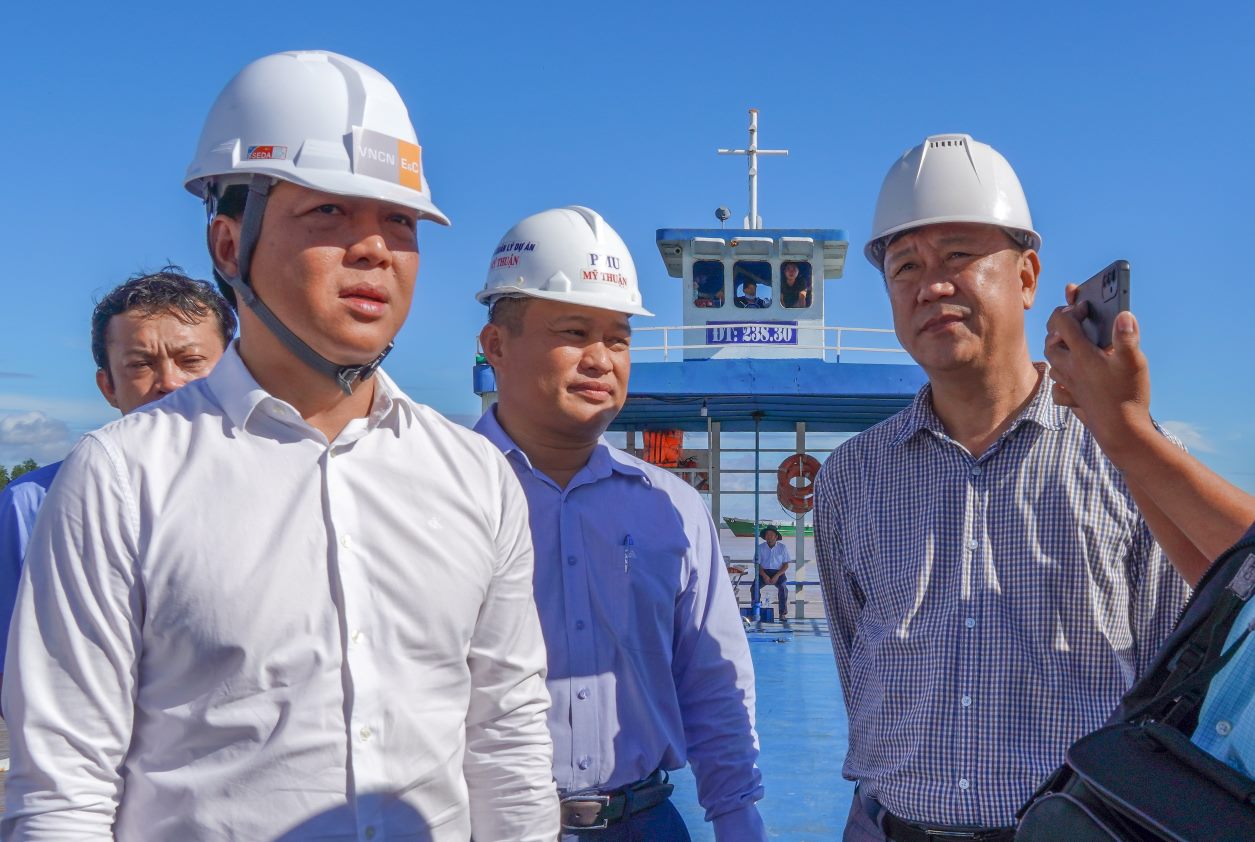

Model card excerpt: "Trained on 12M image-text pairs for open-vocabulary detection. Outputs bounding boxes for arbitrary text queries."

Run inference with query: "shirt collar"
[208,342,408,435]
[890,362,1068,447]
[473,405,652,488]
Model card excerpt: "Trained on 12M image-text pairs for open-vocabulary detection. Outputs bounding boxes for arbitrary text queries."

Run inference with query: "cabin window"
[733,261,772,308]
[780,261,813,309]
[693,260,725,308]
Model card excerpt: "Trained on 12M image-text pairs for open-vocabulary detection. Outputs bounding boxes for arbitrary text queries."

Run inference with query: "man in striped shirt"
[815,134,1190,842]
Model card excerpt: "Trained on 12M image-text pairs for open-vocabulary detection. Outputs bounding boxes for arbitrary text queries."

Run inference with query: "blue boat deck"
[672,623,853,839]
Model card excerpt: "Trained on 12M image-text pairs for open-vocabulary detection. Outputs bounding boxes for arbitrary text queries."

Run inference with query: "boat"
[722,516,813,539]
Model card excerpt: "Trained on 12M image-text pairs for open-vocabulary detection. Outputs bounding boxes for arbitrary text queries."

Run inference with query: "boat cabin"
[655,227,848,360]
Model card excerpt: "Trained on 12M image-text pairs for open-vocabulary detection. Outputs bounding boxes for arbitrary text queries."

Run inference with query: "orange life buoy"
[776,454,820,514]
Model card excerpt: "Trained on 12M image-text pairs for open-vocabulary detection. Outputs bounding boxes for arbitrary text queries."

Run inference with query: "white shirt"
[2,345,558,841]
[755,541,791,572]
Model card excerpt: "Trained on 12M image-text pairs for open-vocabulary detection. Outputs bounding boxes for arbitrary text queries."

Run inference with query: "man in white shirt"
[2,51,557,841]
[753,526,791,625]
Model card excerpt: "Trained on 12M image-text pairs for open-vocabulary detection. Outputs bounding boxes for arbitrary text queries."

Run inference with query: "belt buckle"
[923,831,1002,841]
[560,793,611,831]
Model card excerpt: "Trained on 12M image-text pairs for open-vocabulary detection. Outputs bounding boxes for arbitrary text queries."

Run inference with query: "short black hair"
[91,265,237,374]
[488,296,533,336]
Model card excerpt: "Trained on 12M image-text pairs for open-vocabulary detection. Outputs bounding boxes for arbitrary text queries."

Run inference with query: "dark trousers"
[843,786,888,842]
[559,798,691,842]
[752,571,789,618]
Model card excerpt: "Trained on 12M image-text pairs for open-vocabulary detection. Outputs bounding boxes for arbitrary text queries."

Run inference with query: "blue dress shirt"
[475,407,766,838]
[1192,522,1255,776]
[0,462,62,674]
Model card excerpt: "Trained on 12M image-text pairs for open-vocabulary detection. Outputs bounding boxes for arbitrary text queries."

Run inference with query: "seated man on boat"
[4,51,558,841]
[814,133,1189,842]
[752,526,791,627]
[475,206,766,841]
[0,266,235,695]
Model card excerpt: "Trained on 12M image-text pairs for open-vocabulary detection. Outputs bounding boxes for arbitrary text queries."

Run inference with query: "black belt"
[882,810,1015,842]
[559,770,674,831]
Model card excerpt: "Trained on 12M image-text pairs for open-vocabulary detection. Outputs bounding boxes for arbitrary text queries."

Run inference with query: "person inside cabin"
[4,51,558,841]
[752,526,791,626]
[475,206,766,841]
[813,133,1188,842]
[694,264,724,307]
[736,281,767,308]
[1040,284,1255,806]
[780,261,811,308]
[0,266,235,697]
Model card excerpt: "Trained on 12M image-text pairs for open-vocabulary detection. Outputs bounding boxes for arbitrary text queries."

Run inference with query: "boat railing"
[625,323,908,362]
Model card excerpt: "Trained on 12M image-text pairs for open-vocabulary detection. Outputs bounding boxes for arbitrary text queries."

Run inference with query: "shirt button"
[958,778,970,791]
[575,620,586,631]
[351,629,363,644]
[961,695,972,708]
[965,617,976,629]
[970,466,983,477]
[341,534,353,549]
[359,726,372,741]
[578,756,591,770]
[577,688,590,700]
[364,827,376,840]
[1217,720,1233,736]
[567,555,578,566]
[966,539,979,551]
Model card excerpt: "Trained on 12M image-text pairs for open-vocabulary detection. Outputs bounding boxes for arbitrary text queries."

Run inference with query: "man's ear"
[1020,249,1042,310]
[479,323,506,368]
[209,215,242,280]
[95,368,120,410]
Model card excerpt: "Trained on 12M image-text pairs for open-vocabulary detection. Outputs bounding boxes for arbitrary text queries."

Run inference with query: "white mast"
[717,108,788,230]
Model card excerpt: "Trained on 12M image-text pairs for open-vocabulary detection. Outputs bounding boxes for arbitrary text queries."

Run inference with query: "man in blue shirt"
[1045,288,1255,776]
[474,206,766,841]
[0,267,234,691]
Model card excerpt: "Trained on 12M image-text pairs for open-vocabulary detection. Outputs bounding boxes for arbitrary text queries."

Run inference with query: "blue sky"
[1,1,1252,490]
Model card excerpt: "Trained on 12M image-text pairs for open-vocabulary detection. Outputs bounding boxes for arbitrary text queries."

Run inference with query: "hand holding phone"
[1073,260,1131,349]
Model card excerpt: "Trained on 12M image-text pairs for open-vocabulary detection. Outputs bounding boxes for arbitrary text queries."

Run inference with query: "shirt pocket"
[586,532,678,654]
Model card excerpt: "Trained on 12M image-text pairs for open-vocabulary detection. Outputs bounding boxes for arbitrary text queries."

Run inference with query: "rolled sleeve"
[672,507,766,840]
[463,457,558,842]
[2,437,142,840]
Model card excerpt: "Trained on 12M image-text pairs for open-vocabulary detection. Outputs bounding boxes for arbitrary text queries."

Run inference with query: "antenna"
[715,206,731,229]
[717,108,788,230]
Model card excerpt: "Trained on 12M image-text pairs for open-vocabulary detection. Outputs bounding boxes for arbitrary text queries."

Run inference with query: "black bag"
[1016,534,1255,841]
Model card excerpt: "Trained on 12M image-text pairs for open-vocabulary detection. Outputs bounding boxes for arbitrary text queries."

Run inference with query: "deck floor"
[673,621,853,839]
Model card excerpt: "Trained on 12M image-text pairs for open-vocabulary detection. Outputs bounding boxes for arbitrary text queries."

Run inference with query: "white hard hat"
[184,50,448,225]
[865,133,1041,269]
[477,206,653,317]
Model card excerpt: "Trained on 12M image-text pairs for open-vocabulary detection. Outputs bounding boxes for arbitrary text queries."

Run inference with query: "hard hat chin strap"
[215,174,393,397]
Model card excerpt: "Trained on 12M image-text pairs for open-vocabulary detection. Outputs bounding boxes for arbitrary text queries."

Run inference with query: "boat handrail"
[473,323,906,363]
[625,323,907,362]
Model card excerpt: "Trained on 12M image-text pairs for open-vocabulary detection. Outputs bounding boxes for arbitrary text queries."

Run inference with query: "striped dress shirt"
[815,367,1189,827]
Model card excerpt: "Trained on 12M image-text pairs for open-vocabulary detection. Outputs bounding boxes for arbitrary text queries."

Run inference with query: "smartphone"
[1074,260,1131,349]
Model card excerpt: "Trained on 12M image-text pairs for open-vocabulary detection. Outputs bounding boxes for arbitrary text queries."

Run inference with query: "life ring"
[776,454,820,514]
